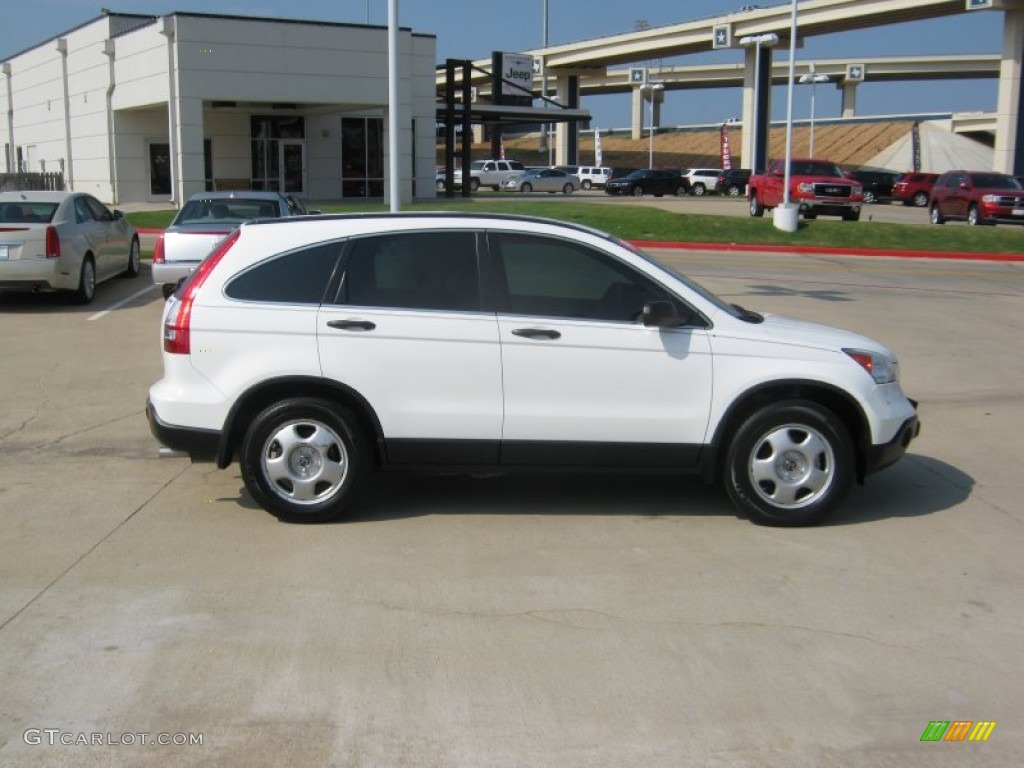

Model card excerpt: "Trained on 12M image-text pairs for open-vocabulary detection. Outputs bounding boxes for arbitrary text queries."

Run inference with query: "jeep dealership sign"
[493,51,534,106]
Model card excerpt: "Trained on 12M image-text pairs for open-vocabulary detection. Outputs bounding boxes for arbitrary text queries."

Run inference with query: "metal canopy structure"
[437,59,590,198]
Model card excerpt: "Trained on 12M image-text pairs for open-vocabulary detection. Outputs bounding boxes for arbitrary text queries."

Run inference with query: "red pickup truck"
[748,158,864,221]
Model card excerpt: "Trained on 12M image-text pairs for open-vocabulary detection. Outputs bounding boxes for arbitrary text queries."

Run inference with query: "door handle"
[326,319,376,331]
[511,328,561,340]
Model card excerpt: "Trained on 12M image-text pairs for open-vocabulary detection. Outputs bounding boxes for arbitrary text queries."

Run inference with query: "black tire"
[749,195,764,218]
[521,182,532,193]
[929,204,945,225]
[631,186,643,197]
[863,190,877,204]
[435,179,445,191]
[692,183,706,196]
[967,204,988,226]
[241,398,368,523]
[562,183,574,194]
[73,256,96,305]
[912,191,928,207]
[121,237,140,278]
[724,401,854,526]
[469,178,480,192]
[581,179,592,190]
[803,212,818,220]
[674,185,687,197]
[842,208,861,222]
[727,184,742,197]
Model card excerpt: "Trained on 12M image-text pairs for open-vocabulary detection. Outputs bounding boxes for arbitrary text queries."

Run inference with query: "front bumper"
[864,399,920,476]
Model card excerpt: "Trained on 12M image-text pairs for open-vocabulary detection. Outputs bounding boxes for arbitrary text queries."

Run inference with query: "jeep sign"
[500,52,535,100]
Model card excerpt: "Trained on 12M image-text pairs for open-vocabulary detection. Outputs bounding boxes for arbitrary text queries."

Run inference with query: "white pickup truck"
[452,159,526,191]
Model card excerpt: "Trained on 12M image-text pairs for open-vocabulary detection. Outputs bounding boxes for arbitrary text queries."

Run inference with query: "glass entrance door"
[279,140,305,196]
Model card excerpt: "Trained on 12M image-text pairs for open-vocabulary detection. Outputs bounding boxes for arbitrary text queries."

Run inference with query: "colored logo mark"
[920,721,996,742]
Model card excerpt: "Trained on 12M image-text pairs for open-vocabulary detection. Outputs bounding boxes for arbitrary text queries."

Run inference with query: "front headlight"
[850,185,863,196]
[843,348,899,384]
[982,194,1000,203]
[797,182,814,194]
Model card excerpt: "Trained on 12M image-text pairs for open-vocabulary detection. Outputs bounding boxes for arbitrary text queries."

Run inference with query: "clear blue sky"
[1,0,1004,129]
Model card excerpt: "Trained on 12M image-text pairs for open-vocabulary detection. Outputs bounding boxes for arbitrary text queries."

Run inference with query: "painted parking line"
[87,284,158,322]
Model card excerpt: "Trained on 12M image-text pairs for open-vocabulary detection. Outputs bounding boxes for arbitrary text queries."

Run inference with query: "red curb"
[629,240,1024,263]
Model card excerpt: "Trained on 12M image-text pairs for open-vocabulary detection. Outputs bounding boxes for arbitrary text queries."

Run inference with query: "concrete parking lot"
[0,249,1021,766]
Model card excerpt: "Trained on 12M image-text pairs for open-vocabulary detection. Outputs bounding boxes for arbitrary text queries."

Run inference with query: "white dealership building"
[0,10,438,204]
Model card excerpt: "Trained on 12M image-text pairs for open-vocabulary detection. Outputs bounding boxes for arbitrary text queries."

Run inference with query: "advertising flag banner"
[595,127,603,166]
[911,121,921,172]
[721,123,733,170]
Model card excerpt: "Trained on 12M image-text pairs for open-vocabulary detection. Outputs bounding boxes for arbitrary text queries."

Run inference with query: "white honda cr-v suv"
[147,213,919,526]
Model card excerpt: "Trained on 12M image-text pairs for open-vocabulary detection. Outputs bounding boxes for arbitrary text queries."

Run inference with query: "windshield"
[175,198,279,225]
[972,174,1021,190]
[624,170,650,180]
[0,202,59,224]
[789,161,844,177]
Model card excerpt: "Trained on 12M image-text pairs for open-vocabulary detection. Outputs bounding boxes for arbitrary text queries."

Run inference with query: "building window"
[149,142,171,196]
[341,117,383,198]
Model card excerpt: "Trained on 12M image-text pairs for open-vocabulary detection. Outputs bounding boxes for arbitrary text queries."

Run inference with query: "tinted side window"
[341,231,479,312]
[225,241,341,304]
[491,233,672,322]
[74,197,94,223]
[85,196,113,221]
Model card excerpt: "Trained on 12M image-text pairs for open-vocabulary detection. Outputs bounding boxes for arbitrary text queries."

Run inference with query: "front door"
[279,140,305,196]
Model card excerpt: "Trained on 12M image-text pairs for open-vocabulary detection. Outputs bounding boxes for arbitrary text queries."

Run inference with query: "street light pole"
[774,0,799,232]
[643,82,664,168]
[799,64,830,157]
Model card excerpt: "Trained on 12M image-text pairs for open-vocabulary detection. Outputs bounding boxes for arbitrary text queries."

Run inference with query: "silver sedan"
[0,190,139,304]
[501,168,579,194]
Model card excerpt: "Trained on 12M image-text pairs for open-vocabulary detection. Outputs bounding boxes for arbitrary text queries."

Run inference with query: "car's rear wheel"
[727,184,742,196]
[863,190,877,204]
[469,178,480,192]
[724,401,854,526]
[912,191,929,207]
[749,195,764,218]
[73,256,96,305]
[929,204,945,225]
[842,208,861,222]
[241,398,367,523]
[521,182,532,193]
[803,212,818,220]
[562,183,574,194]
[581,179,592,190]
[121,237,140,278]
[674,185,687,197]
[692,183,706,196]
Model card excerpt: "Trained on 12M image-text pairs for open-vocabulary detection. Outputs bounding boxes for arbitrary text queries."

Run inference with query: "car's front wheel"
[749,195,764,218]
[562,183,574,194]
[724,401,854,526]
[241,398,367,523]
[912,191,929,207]
[967,204,988,226]
[631,186,643,197]
[521,182,532,193]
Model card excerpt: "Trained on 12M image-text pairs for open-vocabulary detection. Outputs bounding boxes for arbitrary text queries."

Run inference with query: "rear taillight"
[45,226,60,259]
[152,233,165,264]
[163,229,241,355]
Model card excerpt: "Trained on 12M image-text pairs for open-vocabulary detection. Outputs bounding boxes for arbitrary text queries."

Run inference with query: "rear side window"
[225,241,342,304]
[340,231,479,312]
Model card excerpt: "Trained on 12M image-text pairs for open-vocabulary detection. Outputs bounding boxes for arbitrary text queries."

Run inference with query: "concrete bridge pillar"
[740,43,773,174]
[994,7,1024,174]
[840,81,858,119]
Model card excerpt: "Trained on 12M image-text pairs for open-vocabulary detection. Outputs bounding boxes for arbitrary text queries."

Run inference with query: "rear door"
[317,229,503,464]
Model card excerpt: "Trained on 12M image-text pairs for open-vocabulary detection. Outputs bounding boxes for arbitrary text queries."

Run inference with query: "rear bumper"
[146,398,220,461]
[152,261,198,287]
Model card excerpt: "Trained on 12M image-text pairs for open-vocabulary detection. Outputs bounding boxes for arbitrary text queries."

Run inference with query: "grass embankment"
[126,200,1024,256]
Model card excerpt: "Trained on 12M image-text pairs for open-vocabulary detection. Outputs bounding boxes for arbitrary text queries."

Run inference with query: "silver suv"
[682,168,723,196]
[147,213,919,526]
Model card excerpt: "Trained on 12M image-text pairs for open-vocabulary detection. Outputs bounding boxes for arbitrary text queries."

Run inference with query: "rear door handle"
[327,319,376,331]
[511,328,561,340]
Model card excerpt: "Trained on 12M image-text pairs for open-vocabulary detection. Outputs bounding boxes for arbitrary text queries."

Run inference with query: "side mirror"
[112,209,123,219]
[642,300,686,328]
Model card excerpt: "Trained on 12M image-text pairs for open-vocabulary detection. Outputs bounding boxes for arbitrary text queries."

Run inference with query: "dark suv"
[929,170,1024,226]
[845,168,901,204]
[605,169,687,197]
[715,168,752,196]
